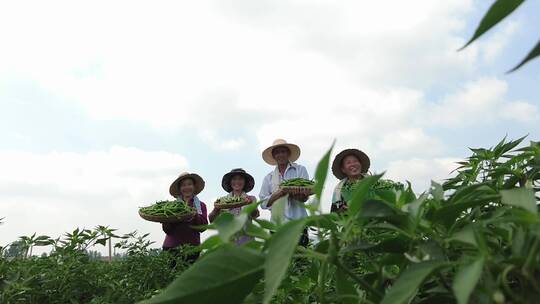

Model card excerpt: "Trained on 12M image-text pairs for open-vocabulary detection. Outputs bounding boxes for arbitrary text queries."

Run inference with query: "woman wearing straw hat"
[331,149,371,213]
[162,172,208,262]
[208,168,259,245]
[259,139,311,245]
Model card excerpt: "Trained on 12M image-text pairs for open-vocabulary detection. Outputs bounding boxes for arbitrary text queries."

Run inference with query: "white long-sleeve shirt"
[259,162,310,221]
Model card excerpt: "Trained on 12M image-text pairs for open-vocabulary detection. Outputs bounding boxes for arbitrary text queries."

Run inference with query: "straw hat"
[262,139,301,165]
[221,168,255,193]
[331,149,371,180]
[169,172,205,197]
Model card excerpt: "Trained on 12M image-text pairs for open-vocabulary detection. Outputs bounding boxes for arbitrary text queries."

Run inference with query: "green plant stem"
[335,259,383,300]
[318,260,328,304]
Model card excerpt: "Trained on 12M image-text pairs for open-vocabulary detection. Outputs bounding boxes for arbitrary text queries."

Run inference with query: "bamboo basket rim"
[138,210,195,223]
[214,198,250,210]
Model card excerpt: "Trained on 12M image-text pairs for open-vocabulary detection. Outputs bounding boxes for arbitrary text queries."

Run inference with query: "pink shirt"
[162,199,208,248]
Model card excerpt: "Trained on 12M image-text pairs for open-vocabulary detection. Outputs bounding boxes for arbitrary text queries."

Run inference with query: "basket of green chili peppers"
[214,195,251,209]
[279,178,315,195]
[138,200,196,223]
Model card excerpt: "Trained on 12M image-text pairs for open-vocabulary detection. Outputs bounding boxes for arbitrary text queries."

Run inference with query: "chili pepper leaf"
[459,0,524,50]
[381,260,448,304]
[348,173,383,217]
[141,245,264,304]
[263,218,306,304]
[453,257,485,304]
[507,39,540,72]
[336,266,359,304]
[214,212,249,242]
[500,188,537,214]
[313,141,335,202]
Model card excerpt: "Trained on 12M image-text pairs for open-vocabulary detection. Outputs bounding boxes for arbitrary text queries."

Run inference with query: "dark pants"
[299,228,309,247]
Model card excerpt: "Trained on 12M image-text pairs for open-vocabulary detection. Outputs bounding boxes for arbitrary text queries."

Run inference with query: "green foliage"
[0,229,194,304]
[2,137,539,304]
[142,245,264,304]
[146,137,539,304]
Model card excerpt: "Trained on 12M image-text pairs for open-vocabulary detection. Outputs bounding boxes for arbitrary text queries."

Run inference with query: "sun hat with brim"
[221,168,255,193]
[169,172,205,197]
[262,139,301,165]
[332,149,371,180]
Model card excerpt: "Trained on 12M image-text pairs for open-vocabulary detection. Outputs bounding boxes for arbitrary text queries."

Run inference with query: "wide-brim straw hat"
[169,172,205,197]
[332,149,371,180]
[262,139,301,165]
[221,168,255,193]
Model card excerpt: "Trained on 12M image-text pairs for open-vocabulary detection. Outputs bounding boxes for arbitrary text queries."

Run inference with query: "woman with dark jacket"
[162,172,208,263]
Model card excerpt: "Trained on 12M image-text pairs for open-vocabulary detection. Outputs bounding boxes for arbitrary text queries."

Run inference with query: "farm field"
[2,137,539,304]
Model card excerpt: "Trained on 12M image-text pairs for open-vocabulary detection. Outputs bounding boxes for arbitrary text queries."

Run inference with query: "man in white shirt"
[259,139,310,245]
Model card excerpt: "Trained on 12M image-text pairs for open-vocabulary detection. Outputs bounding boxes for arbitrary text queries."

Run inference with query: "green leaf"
[508,40,540,72]
[348,174,383,216]
[270,195,287,224]
[305,214,338,231]
[95,238,108,246]
[214,212,248,242]
[448,226,478,247]
[500,188,537,214]
[361,199,399,218]
[313,141,335,202]
[141,245,264,304]
[245,221,270,240]
[263,219,306,304]
[459,0,524,49]
[336,266,359,304]
[361,200,410,230]
[453,257,485,304]
[381,260,448,304]
[241,201,261,215]
[430,181,444,201]
[255,219,277,231]
[404,193,428,220]
[433,194,499,228]
[197,235,223,251]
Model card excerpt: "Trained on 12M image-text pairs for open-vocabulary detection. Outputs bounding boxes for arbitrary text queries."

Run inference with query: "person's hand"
[288,187,311,197]
[244,195,254,203]
[270,189,286,201]
[214,199,222,210]
[290,194,308,202]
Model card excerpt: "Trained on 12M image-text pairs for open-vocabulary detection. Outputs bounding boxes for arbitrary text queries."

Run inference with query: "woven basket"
[280,186,314,195]
[138,210,195,223]
[214,199,250,210]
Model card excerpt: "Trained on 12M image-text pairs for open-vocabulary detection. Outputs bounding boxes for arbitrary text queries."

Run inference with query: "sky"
[1,0,539,254]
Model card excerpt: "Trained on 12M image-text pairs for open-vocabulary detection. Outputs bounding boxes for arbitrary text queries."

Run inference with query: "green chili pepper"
[139,200,195,217]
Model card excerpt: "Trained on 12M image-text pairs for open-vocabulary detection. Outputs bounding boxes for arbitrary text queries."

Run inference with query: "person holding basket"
[162,172,208,262]
[208,168,259,245]
[259,139,311,246]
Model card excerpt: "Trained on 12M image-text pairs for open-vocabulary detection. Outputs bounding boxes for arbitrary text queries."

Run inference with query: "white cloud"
[0,147,189,253]
[424,78,539,127]
[500,100,540,123]
[199,130,246,151]
[0,0,538,250]
[478,21,519,63]
[385,157,460,191]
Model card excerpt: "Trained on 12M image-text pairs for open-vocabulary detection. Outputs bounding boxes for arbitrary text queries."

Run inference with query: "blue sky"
[0,0,538,252]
